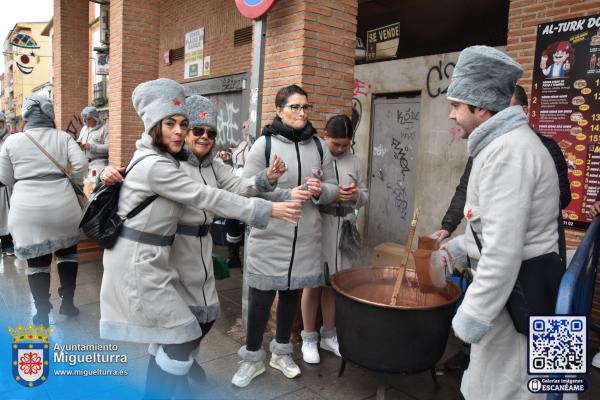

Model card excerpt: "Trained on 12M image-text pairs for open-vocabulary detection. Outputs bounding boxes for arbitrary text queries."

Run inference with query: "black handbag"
[470,226,563,336]
[339,219,362,261]
[79,155,157,249]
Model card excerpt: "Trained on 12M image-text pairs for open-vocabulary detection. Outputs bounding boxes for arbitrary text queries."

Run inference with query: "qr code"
[529,316,586,374]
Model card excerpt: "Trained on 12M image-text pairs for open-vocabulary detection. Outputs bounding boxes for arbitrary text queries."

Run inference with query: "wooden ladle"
[390,208,420,305]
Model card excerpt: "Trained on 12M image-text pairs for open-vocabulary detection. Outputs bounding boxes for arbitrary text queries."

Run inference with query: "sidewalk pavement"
[0,250,598,400]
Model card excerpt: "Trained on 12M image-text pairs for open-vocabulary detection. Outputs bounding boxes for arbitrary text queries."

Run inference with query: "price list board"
[530,14,600,230]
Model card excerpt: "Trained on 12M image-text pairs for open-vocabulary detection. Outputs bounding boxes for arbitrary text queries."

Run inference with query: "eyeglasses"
[191,126,217,139]
[284,104,313,113]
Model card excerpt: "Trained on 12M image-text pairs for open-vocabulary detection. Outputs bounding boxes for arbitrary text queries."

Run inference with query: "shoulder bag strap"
[468,225,483,270]
[313,136,324,164]
[23,131,85,198]
[122,153,159,219]
[264,134,271,167]
[123,154,156,177]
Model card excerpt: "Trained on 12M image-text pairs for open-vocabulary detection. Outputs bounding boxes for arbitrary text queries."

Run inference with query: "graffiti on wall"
[352,78,371,132]
[426,60,455,98]
[385,180,408,218]
[391,137,411,177]
[217,101,240,147]
[64,115,84,139]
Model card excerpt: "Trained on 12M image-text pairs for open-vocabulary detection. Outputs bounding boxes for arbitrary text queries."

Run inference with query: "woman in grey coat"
[232,84,338,388]
[77,106,109,179]
[99,79,299,398]
[167,95,291,386]
[300,115,368,364]
[0,96,87,326]
[0,111,14,255]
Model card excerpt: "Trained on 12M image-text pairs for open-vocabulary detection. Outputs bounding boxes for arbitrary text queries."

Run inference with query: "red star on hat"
[199,112,207,118]
[172,98,181,106]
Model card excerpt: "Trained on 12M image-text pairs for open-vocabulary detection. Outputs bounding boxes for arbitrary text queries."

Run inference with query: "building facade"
[50,0,600,338]
[2,22,52,131]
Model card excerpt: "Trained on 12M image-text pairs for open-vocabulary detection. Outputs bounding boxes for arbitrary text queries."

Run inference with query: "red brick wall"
[108,0,160,166]
[507,0,600,337]
[52,0,89,131]
[262,0,357,132]
[158,0,253,83]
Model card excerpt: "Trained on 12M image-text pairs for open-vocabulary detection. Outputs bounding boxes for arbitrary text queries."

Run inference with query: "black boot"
[1,234,14,256]
[27,272,52,327]
[144,355,179,400]
[227,244,242,269]
[57,262,79,316]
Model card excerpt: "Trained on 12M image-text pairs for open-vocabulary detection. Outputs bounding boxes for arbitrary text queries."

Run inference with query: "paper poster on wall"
[529,14,600,229]
[184,28,204,79]
[366,23,400,62]
[203,56,211,76]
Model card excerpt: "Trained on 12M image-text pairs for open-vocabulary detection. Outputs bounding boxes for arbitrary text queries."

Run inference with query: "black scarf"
[262,116,316,142]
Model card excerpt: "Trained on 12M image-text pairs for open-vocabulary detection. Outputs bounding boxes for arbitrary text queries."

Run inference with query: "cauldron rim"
[331,266,462,311]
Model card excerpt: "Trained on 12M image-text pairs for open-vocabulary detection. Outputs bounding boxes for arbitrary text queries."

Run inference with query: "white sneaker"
[301,340,320,364]
[269,353,301,378]
[231,360,265,388]
[592,352,600,369]
[320,335,341,357]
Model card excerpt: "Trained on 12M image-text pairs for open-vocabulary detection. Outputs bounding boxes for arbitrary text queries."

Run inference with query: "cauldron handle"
[390,208,420,305]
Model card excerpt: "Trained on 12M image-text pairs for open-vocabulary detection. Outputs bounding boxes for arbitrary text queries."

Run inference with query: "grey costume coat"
[321,151,368,276]
[0,131,11,236]
[446,107,558,400]
[77,123,109,178]
[100,148,273,344]
[0,128,87,259]
[170,154,286,325]
[242,134,338,290]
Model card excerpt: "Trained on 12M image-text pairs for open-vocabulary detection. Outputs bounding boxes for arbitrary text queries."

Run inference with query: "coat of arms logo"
[9,324,52,387]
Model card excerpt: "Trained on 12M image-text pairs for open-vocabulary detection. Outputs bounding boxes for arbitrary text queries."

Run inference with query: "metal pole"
[247,17,266,140]
[242,16,267,331]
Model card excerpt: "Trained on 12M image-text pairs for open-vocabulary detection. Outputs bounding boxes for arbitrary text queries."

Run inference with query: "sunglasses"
[191,126,217,139]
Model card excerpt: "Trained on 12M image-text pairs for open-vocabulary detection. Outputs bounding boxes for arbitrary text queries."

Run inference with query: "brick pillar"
[108,0,160,166]
[53,0,89,133]
[261,0,357,132]
[261,0,357,336]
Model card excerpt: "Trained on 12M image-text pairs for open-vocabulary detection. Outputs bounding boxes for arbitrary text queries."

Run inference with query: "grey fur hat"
[185,95,217,130]
[22,95,55,121]
[132,78,187,134]
[0,111,5,122]
[447,46,523,112]
[81,106,102,126]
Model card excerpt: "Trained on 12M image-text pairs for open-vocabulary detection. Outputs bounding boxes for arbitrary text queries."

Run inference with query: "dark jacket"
[441,157,472,234]
[441,132,571,235]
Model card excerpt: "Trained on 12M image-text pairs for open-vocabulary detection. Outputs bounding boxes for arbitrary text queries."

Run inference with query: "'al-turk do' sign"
[235,0,276,19]
[529,13,600,229]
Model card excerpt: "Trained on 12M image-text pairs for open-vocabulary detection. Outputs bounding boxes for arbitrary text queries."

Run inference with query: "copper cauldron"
[331,266,461,373]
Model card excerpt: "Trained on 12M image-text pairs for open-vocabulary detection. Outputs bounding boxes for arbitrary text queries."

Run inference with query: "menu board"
[530,14,600,229]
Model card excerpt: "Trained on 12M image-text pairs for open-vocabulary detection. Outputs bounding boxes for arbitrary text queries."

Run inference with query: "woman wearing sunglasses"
[232,84,339,387]
[98,80,301,398]
[164,95,299,390]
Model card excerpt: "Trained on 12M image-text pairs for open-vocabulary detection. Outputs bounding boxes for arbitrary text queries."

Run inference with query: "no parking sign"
[235,0,276,19]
